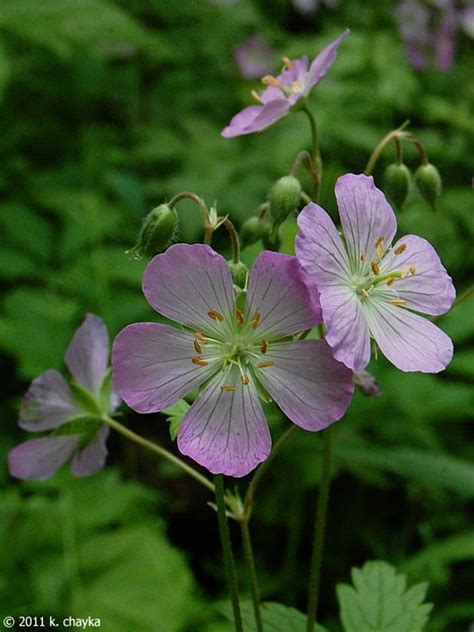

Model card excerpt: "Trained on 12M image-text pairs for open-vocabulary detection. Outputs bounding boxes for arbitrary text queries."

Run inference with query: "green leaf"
[337,560,432,632]
[401,531,474,579]
[162,399,190,440]
[222,601,327,632]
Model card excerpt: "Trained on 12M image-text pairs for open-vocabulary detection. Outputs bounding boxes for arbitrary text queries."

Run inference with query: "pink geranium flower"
[221,30,349,138]
[112,244,354,478]
[9,314,119,481]
[296,174,455,373]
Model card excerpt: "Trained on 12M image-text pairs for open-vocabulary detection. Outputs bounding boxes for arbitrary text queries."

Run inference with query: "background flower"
[113,244,353,477]
[296,174,455,373]
[9,314,118,480]
[234,35,274,80]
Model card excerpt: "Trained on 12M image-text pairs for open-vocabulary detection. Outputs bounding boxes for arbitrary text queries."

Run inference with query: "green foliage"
[162,399,191,440]
[337,561,432,632]
[222,601,327,632]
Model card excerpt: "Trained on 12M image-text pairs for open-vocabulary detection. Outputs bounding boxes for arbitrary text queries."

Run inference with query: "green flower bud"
[383,163,411,210]
[130,204,178,259]
[414,163,442,211]
[228,260,248,289]
[240,216,263,248]
[269,175,302,225]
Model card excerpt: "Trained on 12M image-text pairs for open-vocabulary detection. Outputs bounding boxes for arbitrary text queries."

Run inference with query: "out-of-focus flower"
[459,3,474,38]
[222,30,349,138]
[395,0,431,69]
[293,0,339,15]
[296,174,455,373]
[353,370,383,397]
[113,244,354,478]
[234,35,274,80]
[9,314,119,481]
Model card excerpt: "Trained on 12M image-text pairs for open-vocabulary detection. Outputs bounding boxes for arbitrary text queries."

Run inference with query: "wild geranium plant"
[9,26,464,632]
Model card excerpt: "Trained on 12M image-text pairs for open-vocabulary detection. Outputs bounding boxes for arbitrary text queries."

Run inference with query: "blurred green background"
[0,0,473,630]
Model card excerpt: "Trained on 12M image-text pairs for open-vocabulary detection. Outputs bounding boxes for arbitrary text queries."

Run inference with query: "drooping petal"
[253,339,354,431]
[143,244,236,337]
[335,174,397,269]
[71,426,110,477]
[296,203,370,370]
[222,99,291,137]
[112,323,218,413]
[177,366,271,478]
[8,435,79,481]
[380,234,455,315]
[363,297,454,372]
[245,251,321,339]
[19,370,80,432]
[65,314,110,395]
[305,29,350,93]
[221,105,265,138]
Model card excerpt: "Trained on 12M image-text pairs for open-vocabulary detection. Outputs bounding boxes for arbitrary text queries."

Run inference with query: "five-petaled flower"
[296,173,455,373]
[9,314,119,481]
[112,244,354,478]
[221,29,349,138]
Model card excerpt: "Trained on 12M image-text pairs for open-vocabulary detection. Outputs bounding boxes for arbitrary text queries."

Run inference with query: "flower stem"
[243,425,297,520]
[214,474,243,632]
[306,426,333,632]
[432,284,474,321]
[222,217,241,264]
[168,191,213,241]
[239,519,263,632]
[102,415,215,494]
[364,120,411,175]
[302,106,322,202]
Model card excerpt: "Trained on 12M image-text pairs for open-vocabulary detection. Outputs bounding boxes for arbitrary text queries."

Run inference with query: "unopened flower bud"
[130,204,178,259]
[269,175,302,225]
[240,216,263,248]
[228,260,248,289]
[262,224,282,251]
[414,163,442,211]
[383,163,411,210]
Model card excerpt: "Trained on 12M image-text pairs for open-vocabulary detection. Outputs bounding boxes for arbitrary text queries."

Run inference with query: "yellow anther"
[371,261,380,275]
[192,356,208,366]
[251,89,263,104]
[389,299,407,307]
[193,339,202,354]
[251,312,261,329]
[236,309,245,326]
[282,56,294,69]
[241,375,249,385]
[291,80,303,92]
[208,309,224,322]
[409,266,417,275]
[256,361,274,368]
[261,75,279,87]
[395,243,407,255]
[195,331,209,344]
[361,288,370,299]
[386,277,395,286]
[260,339,268,354]
[221,385,236,392]
[375,237,385,258]
[360,250,366,262]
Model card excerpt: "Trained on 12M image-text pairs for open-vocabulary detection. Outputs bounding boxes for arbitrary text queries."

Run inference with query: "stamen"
[360,250,366,262]
[282,56,294,69]
[261,75,279,87]
[236,309,245,325]
[251,312,261,329]
[256,361,274,368]
[409,266,417,275]
[208,309,224,322]
[241,375,249,385]
[386,277,395,286]
[193,339,202,354]
[260,339,268,354]
[291,80,303,92]
[192,356,209,366]
[371,261,380,275]
[361,288,370,299]
[195,331,209,344]
[389,299,407,307]
[394,243,407,255]
[375,237,385,258]
[251,89,263,104]
[221,385,236,392]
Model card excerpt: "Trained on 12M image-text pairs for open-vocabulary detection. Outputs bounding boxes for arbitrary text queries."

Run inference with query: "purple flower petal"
[296,202,370,370]
[71,426,110,477]
[363,298,454,373]
[19,369,80,432]
[335,174,397,267]
[65,313,110,394]
[222,99,291,138]
[381,234,455,315]
[254,339,354,431]
[143,244,236,337]
[245,251,321,338]
[305,29,350,93]
[177,366,271,478]
[276,56,309,89]
[9,435,79,481]
[112,323,218,413]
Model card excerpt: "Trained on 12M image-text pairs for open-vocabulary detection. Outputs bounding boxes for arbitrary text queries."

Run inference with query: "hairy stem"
[215,475,243,632]
[222,217,241,264]
[306,426,333,632]
[239,519,263,632]
[364,120,411,175]
[168,191,212,240]
[302,106,322,202]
